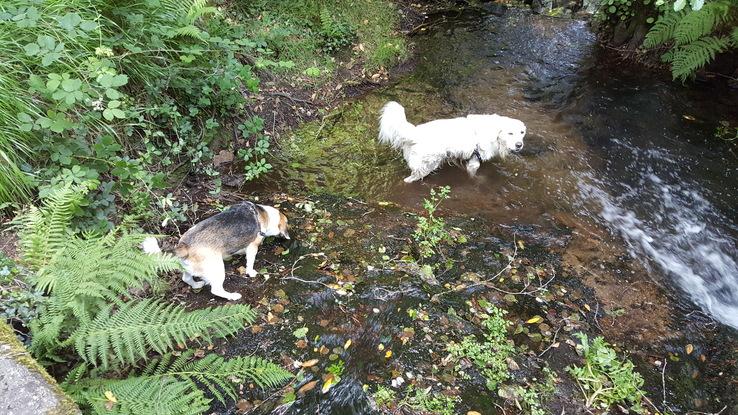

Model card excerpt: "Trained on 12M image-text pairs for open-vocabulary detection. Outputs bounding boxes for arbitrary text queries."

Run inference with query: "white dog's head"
[496,116,526,153]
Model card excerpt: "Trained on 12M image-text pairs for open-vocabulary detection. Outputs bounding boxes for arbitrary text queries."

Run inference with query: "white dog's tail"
[141,236,162,254]
[378,101,415,149]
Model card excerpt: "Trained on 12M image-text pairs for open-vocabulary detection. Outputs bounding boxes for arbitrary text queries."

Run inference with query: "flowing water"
[273,8,738,331]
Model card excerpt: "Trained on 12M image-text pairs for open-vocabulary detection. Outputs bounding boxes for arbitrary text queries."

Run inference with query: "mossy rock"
[0,322,80,415]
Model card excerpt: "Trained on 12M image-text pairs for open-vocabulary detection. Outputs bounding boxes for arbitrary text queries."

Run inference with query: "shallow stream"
[194,7,738,414]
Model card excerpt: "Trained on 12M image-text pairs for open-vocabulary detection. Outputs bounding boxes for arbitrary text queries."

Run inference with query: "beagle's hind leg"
[201,256,242,301]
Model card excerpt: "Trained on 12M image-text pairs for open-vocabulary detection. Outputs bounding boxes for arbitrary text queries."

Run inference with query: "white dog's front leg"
[466,158,481,177]
[244,243,259,278]
[403,175,421,183]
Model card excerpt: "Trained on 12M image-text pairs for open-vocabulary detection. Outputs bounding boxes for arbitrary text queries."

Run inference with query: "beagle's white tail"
[141,237,162,254]
[378,101,415,150]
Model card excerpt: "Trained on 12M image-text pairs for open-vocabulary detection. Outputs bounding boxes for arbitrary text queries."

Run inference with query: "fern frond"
[644,10,687,48]
[73,299,256,368]
[673,2,733,45]
[140,350,292,403]
[69,376,210,415]
[670,36,731,81]
[169,25,204,40]
[732,27,738,45]
[67,351,290,414]
[13,185,86,270]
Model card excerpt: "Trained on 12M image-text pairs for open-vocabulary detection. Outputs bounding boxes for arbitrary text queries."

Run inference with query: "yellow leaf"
[385,350,393,359]
[377,343,385,351]
[321,375,336,393]
[344,339,352,350]
[686,344,694,355]
[583,304,591,312]
[517,240,525,250]
[104,390,117,403]
[301,359,320,368]
[526,316,543,324]
[378,201,390,206]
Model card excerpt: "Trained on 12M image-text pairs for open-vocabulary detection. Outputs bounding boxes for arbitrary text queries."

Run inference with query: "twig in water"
[538,324,564,357]
[282,253,332,288]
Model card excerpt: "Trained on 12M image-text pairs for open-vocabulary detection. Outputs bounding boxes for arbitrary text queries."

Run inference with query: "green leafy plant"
[499,367,557,415]
[448,305,515,391]
[643,0,738,80]
[567,333,647,413]
[12,185,291,414]
[374,384,457,415]
[318,8,355,53]
[0,253,45,332]
[413,186,459,260]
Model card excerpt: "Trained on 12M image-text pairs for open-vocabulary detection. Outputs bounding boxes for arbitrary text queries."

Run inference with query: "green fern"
[669,35,731,80]
[13,185,85,269]
[673,2,732,45]
[67,351,290,415]
[72,376,211,415]
[644,10,687,48]
[644,0,738,81]
[73,300,256,368]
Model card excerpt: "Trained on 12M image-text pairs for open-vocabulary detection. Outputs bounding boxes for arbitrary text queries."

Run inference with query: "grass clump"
[448,304,515,391]
[567,333,648,414]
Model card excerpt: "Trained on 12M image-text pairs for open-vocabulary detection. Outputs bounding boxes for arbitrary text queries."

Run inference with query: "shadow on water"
[226,7,738,414]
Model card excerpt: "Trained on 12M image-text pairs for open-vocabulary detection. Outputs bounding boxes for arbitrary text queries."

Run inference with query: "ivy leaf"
[17,113,34,132]
[79,20,98,31]
[23,42,40,56]
[61,78,82,92]
[57,12,82,31]
[42,52,63,67]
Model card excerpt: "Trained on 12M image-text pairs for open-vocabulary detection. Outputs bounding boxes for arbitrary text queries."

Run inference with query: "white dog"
[378,101,526,182]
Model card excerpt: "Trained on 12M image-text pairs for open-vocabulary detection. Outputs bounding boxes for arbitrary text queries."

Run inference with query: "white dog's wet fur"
[378,101,526,182]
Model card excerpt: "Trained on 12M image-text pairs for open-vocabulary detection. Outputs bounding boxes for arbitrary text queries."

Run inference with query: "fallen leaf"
[385,350,393,359]
[468,412,482,415]
[298,380,318,394]
[583,304,591,312]
[526,316,543,324]
[295,339,307,349]
[344,339,352,349]
[517,240,525,250]
[235,399,253,413]
[686,344,694,355]
[322,374,336,393]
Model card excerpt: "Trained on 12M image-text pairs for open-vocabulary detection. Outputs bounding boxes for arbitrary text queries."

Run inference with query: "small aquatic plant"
[413,185,456,260]
[448,304,515,391]
[567,333,647,414]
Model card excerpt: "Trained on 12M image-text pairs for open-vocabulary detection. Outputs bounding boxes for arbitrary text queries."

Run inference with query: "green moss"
[0,322,80,415]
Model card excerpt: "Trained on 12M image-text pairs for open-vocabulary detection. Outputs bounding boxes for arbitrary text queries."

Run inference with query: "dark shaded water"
[273,9,738,331]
